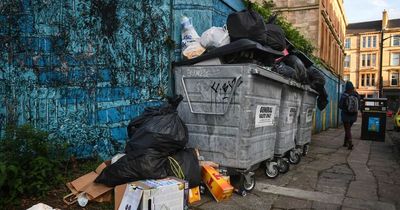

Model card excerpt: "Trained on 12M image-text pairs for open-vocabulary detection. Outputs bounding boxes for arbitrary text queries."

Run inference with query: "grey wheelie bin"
[295,86,318,156]
[174,64,288,191]
[270,81,304,174]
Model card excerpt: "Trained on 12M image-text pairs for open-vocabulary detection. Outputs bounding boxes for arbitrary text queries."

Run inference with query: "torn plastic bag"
[272,62,296,79]
[167,148,201,188]
[95,149,168,187]
[283,55,308,84]
[200,26,230,50]
[125,95,188,158]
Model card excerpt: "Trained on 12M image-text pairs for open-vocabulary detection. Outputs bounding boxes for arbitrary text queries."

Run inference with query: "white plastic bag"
[27,203,56,210]
[181,16,205,59]
[200,26,230,49]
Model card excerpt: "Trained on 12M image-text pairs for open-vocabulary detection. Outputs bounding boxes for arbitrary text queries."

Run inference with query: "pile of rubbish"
[57,7,331,210]
[179,8,329,110]
[62,96,236,209]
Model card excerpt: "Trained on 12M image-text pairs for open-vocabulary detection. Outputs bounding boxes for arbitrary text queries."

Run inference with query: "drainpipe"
[337,73,341,127]
[168,0,175,97]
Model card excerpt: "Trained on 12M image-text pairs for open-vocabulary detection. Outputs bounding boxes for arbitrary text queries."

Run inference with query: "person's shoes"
[347,144,353,150]
[343,142,348,147]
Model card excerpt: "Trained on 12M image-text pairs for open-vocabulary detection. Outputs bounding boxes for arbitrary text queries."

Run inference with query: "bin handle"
[181,76,242,115]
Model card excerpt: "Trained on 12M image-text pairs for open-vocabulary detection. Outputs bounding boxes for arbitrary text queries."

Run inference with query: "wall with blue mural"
[313,66,345,133]
[0,0,244,159]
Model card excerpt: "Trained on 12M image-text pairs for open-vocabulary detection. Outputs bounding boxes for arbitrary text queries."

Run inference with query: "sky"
[344,0,400,23]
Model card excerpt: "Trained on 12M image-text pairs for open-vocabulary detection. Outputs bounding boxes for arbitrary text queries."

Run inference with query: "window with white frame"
[345,38,351,49]
[360,73,376,87]
[344,55,350,67]
[391,53,400,66]
[361,53,377,67]
[362,35,377,48]
[361,74,365,86]
[391,72,399,86]
[392,35,400,46]
[371,74,375,86]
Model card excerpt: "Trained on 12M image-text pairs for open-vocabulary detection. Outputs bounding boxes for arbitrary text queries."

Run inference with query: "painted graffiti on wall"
[0,0,171,158]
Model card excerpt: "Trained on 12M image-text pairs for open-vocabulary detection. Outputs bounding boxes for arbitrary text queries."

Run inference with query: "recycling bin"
[361,98,387,141]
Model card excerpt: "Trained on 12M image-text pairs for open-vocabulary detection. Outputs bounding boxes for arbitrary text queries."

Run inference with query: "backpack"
[344,93,358,113]
[227,9,267,45]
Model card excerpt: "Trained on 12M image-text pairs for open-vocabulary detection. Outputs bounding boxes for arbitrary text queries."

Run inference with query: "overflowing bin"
[295,86,318,155]
[174,64,289,191]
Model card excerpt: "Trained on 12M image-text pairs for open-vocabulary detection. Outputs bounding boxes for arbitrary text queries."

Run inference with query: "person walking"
[339,81,359,150]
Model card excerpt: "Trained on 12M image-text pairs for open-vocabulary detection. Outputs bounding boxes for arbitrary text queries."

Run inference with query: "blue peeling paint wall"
[0,0,172,159]
[313,67,344,133]
[0,0,244,159]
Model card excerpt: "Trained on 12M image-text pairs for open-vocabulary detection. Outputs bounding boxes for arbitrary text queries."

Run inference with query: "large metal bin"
[273,82,304,168]
[296,87,318,154]
[174,64,288,189]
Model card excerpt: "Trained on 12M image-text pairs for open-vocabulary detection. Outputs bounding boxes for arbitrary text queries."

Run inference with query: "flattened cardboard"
[65,161,112,203]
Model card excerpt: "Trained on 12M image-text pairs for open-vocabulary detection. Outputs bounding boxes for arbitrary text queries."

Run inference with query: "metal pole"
[379,30,384,98]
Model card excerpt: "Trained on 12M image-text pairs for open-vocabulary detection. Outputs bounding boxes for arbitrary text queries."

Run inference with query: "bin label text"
[306,108,314,123]
[255,105,276,127]
[287,107,297,124]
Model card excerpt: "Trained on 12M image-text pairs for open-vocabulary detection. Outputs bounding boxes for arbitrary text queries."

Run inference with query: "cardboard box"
[65,161,112,204]
[188,187,201,204]
[201,165,233,202]
[115,177,188,210]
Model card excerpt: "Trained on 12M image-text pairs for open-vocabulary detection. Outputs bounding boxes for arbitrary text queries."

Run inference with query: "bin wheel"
[278,159,290,174]
[302,144,310,156]
[265,161,279,178]
[289,150,301,164]
[199,184,206,195]
[240,172,255,192]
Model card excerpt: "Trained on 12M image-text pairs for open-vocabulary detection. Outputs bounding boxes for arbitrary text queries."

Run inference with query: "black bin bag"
[167,148,201,188]
[95,95,202,187]
[95,149,169,187]
[306,66,329,111]
[283,55,308,84]
[227,9,267,45]
[272,62,296,79]
[125,95,188,158]
[265,15,286,51]
[307,65,326,90]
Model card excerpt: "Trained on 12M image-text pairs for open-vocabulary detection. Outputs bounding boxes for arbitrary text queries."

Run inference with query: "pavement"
[192,120,400,210]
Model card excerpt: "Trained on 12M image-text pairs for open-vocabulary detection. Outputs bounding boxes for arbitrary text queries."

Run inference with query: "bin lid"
[173,39,284,66]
